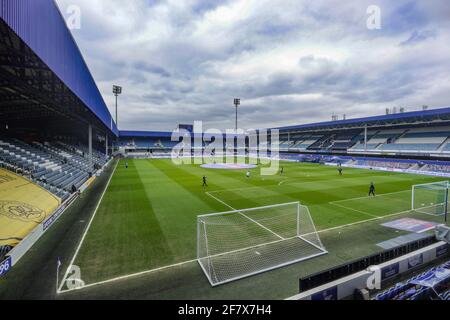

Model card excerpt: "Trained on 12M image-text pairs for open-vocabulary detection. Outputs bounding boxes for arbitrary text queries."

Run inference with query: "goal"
[412,181,449,216]
[197,202,327,286]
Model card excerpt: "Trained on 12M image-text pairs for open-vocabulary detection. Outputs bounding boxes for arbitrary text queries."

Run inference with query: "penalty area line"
[330,190,410,204]
[329,202,379,219]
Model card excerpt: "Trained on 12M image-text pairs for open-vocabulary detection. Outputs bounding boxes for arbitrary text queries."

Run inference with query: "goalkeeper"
[369,182,376,197]
[202,176,208,188]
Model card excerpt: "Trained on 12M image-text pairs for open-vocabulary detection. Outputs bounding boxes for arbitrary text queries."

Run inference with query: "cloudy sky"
[56,0,450,132]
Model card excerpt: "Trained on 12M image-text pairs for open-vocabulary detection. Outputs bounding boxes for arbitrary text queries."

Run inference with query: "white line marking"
[312,208,415,235]
[207,185,269,195]
[58,258,198,294]
[278,179,293,186]
[330,202,379,218]
[418,226,437,233]
[57,160,119,294]
[205,191,285,240]
[330,190,410,204]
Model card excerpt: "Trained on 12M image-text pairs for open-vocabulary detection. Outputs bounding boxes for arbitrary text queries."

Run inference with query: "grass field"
[59,158,448,299]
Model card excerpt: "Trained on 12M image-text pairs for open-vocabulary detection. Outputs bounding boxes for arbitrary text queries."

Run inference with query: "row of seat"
[423,164,450,173]
[355,160,412,170]
[379,143,441,151]
[0,138,109,201]
[350,128,450,153]
[374,261,450,300]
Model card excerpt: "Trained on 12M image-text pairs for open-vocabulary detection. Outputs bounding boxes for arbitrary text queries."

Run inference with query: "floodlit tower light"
[233,98,240,132]
[113,85,122,128]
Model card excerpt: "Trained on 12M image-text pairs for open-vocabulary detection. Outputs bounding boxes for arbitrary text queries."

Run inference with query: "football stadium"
[1,0,450,304]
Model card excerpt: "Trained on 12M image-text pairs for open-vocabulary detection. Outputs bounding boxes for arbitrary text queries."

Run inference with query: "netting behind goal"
[412,181,449,216]
[197,202,327,286]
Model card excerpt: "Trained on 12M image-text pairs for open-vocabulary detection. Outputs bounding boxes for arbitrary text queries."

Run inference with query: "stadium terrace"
[0,0,449,305]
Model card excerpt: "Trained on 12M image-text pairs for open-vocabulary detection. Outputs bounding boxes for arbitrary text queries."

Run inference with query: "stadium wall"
[327,162,450,178]
[287,241,449,300]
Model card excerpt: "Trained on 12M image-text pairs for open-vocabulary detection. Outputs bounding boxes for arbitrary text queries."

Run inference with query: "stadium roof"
[276,106,450,132]
[119,130,247,139]
[0,0,118,136]
[120,131,173,138]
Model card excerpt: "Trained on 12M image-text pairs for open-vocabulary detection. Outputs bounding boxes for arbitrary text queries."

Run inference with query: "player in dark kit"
[338,167,343,176]
[369,182,376,197]
[202,176,208,188]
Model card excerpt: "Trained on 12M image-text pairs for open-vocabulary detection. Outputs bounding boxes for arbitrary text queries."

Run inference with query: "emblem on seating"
[0,175,15,184]
[0,201,46,223]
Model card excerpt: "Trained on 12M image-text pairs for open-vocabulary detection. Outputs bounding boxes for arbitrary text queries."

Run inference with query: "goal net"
[197,202,327,286]
[412,181,449,216]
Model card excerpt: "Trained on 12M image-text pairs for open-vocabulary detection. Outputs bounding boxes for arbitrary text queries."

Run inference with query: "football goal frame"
[411,181,449,217]
[197,201,327,287]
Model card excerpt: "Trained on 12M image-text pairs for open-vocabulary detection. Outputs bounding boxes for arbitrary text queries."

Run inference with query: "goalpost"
[197,202,327,286]
[412,181,449,216]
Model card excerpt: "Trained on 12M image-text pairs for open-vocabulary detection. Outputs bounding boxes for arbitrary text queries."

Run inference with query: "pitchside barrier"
[287,241,449,300]
[0,158,113,278]
[331,162,450,178]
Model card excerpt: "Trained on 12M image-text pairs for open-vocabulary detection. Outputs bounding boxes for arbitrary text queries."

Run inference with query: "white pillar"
[105,135,108,156]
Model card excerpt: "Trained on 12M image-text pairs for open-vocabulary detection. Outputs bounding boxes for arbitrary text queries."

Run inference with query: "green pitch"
[64,158,447,299]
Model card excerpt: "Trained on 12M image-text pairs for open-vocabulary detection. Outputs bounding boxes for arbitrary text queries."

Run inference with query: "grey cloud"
[400,30,437,46]
[132,62,171,78]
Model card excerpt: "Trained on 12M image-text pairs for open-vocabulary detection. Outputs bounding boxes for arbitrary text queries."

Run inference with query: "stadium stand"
[374,260,450,300]
[279,140,294,150]
[328,130,363,151]
[350,129,400,151]
[378,127,450,152]
[0,0,115,270]
[277,109,450,160]
[118,131,182,152]
[290,135,323,150]
[118,113,450,168]
[0,138,109,201]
